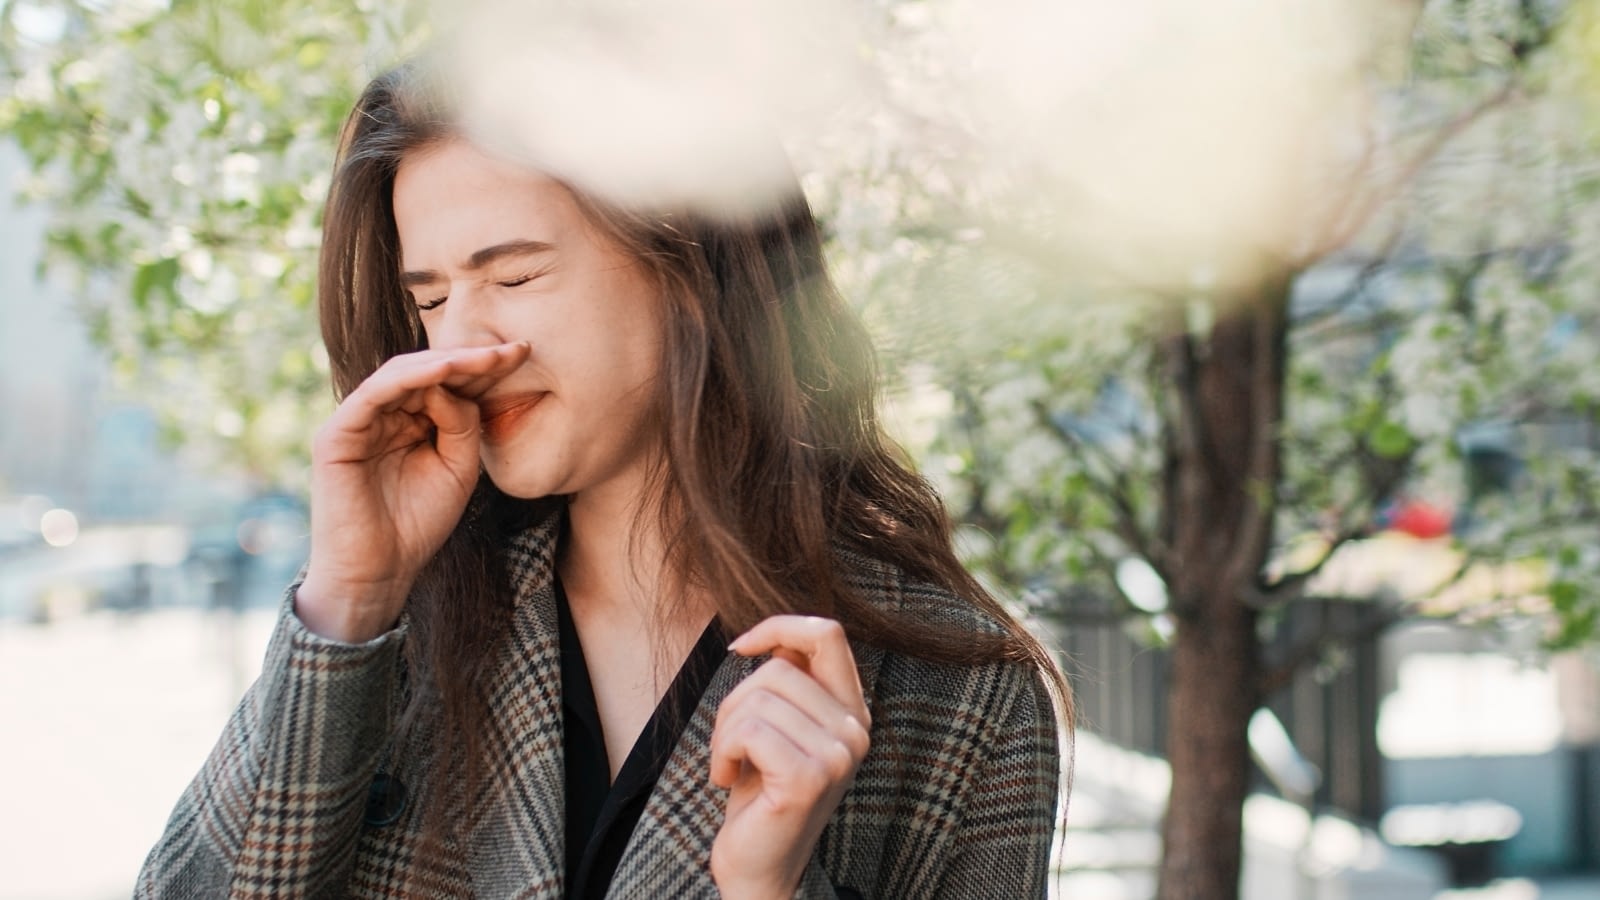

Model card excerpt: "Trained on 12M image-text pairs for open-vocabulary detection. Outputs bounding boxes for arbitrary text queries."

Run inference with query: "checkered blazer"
[135,512,1061,898]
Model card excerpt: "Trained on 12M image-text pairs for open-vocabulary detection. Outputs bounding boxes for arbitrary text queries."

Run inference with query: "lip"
[478,391,546,444]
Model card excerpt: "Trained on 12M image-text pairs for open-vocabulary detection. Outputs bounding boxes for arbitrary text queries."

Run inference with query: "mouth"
[478,391,546,444]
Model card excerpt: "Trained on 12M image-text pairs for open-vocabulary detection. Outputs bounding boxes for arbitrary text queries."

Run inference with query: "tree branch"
[1289,227,1406,333]
[1257,541,1498,695]
[1259,597,1408,696]
[1256,526,1371,607]
[1306,82,1519,262]
[1257,425,1415,609]
[1028,398,1167,572]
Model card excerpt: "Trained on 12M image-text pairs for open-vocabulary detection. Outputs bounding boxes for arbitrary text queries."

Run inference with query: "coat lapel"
[606,647,752,899]
[607,634,887,899]
[467,515,568,900]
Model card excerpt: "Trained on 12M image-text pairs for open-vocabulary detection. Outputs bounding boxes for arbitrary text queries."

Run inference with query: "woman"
[137,62,1069,899]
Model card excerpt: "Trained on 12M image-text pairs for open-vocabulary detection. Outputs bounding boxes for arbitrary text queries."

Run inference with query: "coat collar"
[464,506,888,898]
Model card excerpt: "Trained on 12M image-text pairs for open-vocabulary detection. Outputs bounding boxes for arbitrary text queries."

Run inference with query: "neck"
[558,470,672,623]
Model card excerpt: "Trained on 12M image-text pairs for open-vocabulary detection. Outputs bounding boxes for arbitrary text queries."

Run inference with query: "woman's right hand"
[295,342,531,642]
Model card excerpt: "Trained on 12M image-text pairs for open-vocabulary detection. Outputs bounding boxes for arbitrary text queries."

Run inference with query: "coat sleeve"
[133,585,405,899]
[934,663,1063,899]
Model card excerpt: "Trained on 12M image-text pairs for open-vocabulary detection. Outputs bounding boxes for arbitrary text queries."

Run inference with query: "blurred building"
[0,145,101,510]
[0,144,191,520]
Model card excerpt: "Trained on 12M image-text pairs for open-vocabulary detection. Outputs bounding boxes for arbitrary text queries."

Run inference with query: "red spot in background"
[1385,500,1453,539]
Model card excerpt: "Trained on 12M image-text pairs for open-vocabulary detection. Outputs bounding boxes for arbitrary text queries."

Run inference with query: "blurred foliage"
[2,0,1599,651]
[0,0,427,482]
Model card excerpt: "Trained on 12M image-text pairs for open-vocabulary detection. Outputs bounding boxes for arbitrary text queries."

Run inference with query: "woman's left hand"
[709,615,871,900]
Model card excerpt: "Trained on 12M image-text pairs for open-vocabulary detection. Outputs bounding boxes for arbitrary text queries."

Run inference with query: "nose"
[423,282,503,351]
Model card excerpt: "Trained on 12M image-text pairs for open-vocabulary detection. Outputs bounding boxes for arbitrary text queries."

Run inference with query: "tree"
[6,2,1600,899]
[810,1,1600,898]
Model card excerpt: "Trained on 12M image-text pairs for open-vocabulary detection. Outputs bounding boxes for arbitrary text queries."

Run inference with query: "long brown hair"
[318,63,1072,805]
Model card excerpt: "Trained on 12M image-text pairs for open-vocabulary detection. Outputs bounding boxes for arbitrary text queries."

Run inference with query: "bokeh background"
[4,1,1600,898]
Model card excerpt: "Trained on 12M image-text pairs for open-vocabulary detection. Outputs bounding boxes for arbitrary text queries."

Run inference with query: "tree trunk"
[1155,285,1288,900]
[1158,593,1261,900]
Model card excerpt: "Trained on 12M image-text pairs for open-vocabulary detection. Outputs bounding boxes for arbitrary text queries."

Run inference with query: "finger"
[318,353,495,462]
[420,384,480,443]
[719,657,849,738]
[728,616,867,722]
[436,343,532,399]
[710,717,810,793]
[443,366,524,403]
[350,343,529,414]
[404,341,529,376]
[332,369,478,437]
[342,356,461,422]
[715,682,866,779]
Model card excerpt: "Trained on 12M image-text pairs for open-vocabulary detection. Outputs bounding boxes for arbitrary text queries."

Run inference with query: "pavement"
[1532,877,1600,899]
[0,606,277,900]
[1437,877,1600,900]
[3,607,1596,900]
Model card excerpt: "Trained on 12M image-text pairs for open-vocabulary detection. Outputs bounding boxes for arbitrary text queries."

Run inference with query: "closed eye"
[412,272,540,311]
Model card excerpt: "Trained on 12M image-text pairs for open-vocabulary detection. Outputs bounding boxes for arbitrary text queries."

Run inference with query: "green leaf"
[1370,421,1414,459]
[1549,579,1581,614]
[1546,607,1599,653]
[131,257,180,313]
[136,257,182,310]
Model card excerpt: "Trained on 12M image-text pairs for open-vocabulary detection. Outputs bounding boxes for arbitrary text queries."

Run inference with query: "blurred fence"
[1051,593,1386,822]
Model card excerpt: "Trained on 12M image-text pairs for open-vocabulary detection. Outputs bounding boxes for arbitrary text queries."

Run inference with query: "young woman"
[137,62,1069,899]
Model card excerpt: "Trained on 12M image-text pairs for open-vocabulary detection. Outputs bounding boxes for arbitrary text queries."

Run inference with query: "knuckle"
[824,739,855,774]
[842,718,871,757]
[745,688,778,713]
[762,790,798,815]
[855,707,873,732]
[810,617,845,641]
[736,716,767,743]
[801,755,833,790]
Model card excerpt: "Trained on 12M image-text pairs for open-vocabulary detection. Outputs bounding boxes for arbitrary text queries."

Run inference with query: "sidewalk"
[1533,876,1600,900]
[0,607,278,900]
[1054,733,1448,900]
[1437,876,1600,900]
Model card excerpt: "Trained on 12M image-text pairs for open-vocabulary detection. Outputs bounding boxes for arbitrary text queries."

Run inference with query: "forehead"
[391,138,581,267]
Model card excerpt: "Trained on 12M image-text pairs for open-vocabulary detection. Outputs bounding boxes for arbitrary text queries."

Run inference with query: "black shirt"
[556,578,727,900]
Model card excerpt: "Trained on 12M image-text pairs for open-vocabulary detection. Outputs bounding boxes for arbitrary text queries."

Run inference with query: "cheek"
[613,307,669,424]
[633,318,672,403]
[608,273,669,379]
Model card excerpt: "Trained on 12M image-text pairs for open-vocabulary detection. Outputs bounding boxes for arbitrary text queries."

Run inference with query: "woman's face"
[392,138,665,504]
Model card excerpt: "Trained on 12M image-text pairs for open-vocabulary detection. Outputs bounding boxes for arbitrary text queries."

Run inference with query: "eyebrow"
[400,239,557,287]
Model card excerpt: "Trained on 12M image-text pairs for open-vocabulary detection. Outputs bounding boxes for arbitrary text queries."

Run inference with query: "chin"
[480,456,564,501]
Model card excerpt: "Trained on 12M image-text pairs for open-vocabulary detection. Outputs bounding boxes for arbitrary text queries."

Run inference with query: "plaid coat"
[136,513,1061,898]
